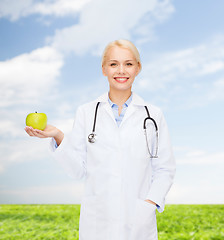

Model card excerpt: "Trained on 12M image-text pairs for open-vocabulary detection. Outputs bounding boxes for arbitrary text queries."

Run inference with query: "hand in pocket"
[130,199,158,240]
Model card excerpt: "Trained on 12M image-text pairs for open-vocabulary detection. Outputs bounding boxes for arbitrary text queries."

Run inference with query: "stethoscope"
[88,102,159,158]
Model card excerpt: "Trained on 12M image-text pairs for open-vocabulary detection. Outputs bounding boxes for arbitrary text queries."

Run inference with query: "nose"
[117,64,125,74]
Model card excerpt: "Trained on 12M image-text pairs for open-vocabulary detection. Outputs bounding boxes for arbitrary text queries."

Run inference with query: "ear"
[102,65,107,77]
[135,62,141,76]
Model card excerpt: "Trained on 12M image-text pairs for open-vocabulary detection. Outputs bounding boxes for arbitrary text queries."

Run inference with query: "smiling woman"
[25,39,176,240]
[102,41,141,112]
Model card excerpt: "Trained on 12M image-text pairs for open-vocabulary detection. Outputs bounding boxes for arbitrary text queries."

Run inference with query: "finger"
[25,127,36,137]
[34,129,44,134]
[33,129,49,138]
[31,130,44,138]
[27,127,43,137]
[36,128,55,138]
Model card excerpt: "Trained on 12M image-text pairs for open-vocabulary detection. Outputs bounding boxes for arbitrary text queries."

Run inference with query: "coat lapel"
[119,103,137,127]
[95,92,116,124]
[95,91,147,127]
[103,102,117,125]
[120,92,146,127]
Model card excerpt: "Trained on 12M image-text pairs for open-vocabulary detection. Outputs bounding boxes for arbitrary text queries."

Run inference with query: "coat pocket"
[79,195,97,239]
[130,198,158,240]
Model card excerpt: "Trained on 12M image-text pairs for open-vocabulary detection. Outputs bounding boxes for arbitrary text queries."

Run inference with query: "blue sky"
[0,0,224,205]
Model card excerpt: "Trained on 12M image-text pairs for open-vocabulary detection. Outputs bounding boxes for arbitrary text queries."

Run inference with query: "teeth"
[115,78,128,81]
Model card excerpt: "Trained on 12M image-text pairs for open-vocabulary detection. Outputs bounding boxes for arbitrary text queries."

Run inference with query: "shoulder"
[144,102,162,116]
[132,92,162,117]
[76,92,107,113]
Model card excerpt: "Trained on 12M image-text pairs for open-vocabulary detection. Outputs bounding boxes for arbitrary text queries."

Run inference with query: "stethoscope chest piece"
[88,133,97,143]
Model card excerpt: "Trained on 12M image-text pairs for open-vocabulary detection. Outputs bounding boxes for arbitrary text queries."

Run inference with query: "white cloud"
[208,78,224,101]
[0,0,91,21]
[214,78,224,87]
[198,61,224,75]
[0,118,25,139]
[136,36,224,92]
[0,0,175,56]
[0,46,63,108]
[31,0,91,17]
[52,118,74,134]
[175,148,224,165]
[150,0,175,22]
[181,151,224,165]
[166,146,224,204]
[51,0,174,55]
[166,182,224,204]
[0,138,51,173]
[0,182,85,204]
[0,0,32,21]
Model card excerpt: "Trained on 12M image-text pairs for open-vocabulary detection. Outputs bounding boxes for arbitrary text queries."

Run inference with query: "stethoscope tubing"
[88,102,159,158]
[93,102,100,132]
[143,106,158,158]
[143,106,158,131]
[88,102,100,143]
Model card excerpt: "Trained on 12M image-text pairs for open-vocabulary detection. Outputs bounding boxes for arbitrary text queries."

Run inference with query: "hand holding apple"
[25,112,64,146]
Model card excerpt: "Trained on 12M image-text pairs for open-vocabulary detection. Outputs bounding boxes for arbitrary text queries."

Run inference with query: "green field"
[0,204,223,239]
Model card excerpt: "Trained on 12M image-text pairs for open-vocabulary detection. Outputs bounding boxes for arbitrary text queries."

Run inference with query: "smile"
[114,77,129,83]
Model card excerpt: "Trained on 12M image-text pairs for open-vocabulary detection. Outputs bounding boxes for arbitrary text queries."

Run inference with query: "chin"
[111,85,132,92]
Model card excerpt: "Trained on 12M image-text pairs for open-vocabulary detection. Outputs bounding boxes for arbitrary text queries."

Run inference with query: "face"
[102,46,140,92]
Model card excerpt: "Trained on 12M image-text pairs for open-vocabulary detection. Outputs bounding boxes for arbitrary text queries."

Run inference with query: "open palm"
[25,125,59,138]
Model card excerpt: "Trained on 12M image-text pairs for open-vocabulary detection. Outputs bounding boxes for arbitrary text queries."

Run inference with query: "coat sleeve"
[49,106,87,180]
[146,110,176,213]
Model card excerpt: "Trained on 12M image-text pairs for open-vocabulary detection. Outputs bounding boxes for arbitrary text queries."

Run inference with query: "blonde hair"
[101,39,142,71]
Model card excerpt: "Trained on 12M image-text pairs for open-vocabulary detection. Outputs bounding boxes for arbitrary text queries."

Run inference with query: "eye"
[126,62,133,66]
[110,63,117,67]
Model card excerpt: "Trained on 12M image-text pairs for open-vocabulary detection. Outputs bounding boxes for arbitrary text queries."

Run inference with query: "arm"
[145,110,176,212]
[25,125,64,146]
[49,106,87,180]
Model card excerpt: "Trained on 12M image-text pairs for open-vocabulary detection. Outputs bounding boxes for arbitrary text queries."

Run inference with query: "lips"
[114,77,129,83]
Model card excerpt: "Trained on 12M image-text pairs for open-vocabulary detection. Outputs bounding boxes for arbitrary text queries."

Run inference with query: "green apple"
[26,112,47,130]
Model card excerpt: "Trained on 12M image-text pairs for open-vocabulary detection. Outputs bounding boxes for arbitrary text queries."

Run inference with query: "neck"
[109,88,132,106]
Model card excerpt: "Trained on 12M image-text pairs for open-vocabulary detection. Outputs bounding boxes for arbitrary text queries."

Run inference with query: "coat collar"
[95,91,146,127]
[95,91,146,106]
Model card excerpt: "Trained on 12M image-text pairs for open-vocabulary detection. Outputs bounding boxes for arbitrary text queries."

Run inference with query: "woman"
[25,39,175,240]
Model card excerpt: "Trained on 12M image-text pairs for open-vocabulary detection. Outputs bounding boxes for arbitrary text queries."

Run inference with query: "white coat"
[51,92,176,240]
